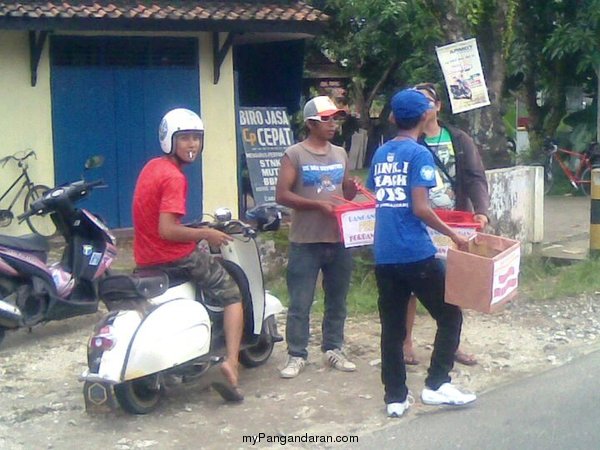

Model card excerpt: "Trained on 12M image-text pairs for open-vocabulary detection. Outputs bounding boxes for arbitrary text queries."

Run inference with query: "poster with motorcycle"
[435,38,490,114]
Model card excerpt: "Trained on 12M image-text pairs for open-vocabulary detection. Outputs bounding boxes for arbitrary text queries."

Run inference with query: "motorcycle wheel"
[0,277,17,347]
[239,316,275,368]
[114,374,162,414]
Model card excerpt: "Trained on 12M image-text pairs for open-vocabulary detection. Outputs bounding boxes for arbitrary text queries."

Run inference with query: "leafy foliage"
[544,0,600,74]
[308,0,442,128]
[307,0,597,163]
[505,0,598,155]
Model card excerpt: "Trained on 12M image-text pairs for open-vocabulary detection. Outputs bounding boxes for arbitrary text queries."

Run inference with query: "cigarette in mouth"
[189,151,193,159]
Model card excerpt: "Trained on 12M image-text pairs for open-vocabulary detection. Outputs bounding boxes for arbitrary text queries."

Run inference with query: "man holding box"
[401,82,490,367]
[275,96,360,379]
[367,89,476,418]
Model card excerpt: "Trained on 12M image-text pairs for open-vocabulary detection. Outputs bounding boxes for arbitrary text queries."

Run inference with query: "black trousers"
[375,257,463,404]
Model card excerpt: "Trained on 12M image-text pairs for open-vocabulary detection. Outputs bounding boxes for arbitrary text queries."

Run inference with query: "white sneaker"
[323,349,357,372]
[421,383,476,405]
[386,394,414,418]
[280,356,306,379]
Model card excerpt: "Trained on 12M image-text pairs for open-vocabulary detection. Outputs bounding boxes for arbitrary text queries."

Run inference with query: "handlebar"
[17,178,106,222]
[187,218,256,238]
[185,204,284,238]
[17,203,41,222]
[0,149,36,167]
[542,139,558,154]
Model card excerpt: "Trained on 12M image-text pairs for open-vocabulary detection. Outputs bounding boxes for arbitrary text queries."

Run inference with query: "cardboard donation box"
[333,187,376,248]
[428,210,481,259]
[445,232,520,313]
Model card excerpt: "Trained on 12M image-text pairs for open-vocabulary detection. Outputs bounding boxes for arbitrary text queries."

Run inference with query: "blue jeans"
[375,257,463,404]
[285,242,353,359]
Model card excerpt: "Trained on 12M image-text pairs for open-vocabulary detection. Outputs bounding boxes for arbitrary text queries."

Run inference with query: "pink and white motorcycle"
[0,156,116,346]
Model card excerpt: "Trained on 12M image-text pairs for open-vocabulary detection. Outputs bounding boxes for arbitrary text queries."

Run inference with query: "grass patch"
[520,254,600,300]
[261,223,379,315]
[263,241,380,316]
[265,233,600,317]
[268,253,600,316]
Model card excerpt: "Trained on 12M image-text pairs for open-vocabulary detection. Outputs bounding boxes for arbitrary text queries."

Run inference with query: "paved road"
[542,195,589,260]
[355,349,600,450]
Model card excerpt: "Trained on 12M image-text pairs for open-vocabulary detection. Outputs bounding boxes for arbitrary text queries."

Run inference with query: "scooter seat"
[0,233,49,253]
[99,271,169,303]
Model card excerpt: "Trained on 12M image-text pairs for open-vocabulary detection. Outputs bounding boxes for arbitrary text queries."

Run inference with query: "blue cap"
[391,89,433,120]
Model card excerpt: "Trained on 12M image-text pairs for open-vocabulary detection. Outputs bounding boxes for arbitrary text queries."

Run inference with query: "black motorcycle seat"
[0,234,49,253]
[134,267,190,287]
[99,272,170,302]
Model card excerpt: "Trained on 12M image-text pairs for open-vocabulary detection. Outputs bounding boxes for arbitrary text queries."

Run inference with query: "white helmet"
[158,108,204,154]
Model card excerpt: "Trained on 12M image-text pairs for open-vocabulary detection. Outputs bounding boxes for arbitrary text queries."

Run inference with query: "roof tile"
[0,1,329,24]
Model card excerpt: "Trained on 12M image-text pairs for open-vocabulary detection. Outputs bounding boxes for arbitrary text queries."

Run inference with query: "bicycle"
[542,140,599,196]
[0,150,57,237]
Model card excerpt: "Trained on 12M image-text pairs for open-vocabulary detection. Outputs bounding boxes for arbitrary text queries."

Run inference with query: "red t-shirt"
[132,157,196,266]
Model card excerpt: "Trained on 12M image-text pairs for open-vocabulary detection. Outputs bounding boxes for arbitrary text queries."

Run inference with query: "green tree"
[309,0,442,138]
[311,0,515,168]
[545,0,600,145]
[424,0,516,168]
[507,0,598,156]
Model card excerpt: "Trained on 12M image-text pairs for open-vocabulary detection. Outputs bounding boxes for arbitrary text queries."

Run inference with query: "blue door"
[50,37,202,228]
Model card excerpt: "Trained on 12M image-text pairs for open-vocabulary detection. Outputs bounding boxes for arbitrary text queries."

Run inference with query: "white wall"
[0,31,54,235]
[198,32,238,216]
[486,165,544,254]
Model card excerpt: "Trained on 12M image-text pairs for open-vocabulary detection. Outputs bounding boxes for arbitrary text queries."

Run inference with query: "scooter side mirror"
[214,207,232,222]
[258,214,281,232]
[84,155,105,170]
[246,204,282,232]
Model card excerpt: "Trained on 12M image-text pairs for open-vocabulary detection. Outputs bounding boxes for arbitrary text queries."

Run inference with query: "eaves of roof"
[0,1,329,34]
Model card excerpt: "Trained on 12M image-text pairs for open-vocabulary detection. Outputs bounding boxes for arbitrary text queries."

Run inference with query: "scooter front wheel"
[239,316,275,368]
[114,374,162,414]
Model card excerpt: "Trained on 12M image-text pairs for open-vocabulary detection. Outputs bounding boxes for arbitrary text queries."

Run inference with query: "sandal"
[211,381,244,403]
[403,351,420,366]
[454,350,478,366]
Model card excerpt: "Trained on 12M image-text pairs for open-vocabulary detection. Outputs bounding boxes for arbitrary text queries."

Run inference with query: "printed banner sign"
[336,207,375,248]
[435,38,490,114]
[238,107,293,205]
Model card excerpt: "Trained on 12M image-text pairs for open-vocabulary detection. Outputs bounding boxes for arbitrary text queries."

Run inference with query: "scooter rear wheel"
[114,375,162,414]
[239,316,275,368]
[0,276,17,347]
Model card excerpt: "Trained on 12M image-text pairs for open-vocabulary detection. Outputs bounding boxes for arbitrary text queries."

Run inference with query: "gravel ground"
[1,289,600,450]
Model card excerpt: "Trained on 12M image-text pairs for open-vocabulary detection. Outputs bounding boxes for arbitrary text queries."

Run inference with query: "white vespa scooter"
[80,205,284,414]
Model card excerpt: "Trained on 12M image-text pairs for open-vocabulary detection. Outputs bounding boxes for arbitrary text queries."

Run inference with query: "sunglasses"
[308,114,345,123]
[414,84,440,102]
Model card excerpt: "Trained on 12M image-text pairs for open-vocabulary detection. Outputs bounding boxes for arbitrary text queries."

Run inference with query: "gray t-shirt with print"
[284,142,348,243]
